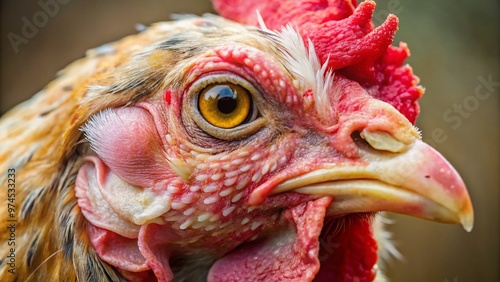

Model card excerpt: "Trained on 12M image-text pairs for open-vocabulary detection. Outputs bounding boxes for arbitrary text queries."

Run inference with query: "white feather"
[260,20,334,120]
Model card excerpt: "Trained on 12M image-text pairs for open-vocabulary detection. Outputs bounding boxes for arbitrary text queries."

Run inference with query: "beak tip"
[460,213,474,232]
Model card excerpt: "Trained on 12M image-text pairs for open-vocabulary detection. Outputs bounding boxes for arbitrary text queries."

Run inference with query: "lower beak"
[271,140,474,231]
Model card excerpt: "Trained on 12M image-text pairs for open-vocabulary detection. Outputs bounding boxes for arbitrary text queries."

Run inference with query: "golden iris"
[198,83,252,129]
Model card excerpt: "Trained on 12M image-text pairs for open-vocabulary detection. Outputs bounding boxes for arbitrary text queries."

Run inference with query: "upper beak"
[270,139,474,231]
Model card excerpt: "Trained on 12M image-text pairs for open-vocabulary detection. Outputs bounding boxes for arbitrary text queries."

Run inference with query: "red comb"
[212,0,422,123]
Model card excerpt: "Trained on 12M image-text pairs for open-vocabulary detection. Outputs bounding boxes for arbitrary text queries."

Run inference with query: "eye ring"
[186,74,266,140]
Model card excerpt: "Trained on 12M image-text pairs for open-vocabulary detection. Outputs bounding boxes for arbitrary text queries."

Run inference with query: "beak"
[271,140,474,231]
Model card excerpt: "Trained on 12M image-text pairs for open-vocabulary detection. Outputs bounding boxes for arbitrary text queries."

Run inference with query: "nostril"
[351,131,371,150]
[359,130,410,153]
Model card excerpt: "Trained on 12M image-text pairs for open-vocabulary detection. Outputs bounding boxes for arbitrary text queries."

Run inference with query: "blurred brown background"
[1,0,498,281]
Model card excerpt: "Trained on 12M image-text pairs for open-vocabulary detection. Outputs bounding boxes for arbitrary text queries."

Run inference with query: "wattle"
[208,197,378,281]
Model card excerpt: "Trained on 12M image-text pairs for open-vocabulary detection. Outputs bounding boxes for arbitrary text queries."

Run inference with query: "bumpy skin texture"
[0,1,473,282]
[213,0,423,123]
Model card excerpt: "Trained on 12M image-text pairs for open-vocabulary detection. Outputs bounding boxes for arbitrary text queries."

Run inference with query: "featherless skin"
[0,1,473,281]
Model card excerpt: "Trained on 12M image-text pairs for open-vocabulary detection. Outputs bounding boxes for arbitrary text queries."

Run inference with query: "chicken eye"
[198,83,251,129]
[186,74,266,140]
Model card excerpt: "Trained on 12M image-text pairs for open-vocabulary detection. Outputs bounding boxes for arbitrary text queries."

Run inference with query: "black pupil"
[217,86,238,114]
[218,96,237,114]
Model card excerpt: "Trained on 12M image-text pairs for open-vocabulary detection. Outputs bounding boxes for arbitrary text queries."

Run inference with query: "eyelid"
[189,73,259,96]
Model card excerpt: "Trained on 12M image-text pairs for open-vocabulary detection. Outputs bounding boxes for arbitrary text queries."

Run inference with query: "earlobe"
[76,156,177,279]
[76,155,173,227]
[75,159,149,275]
[75,159,140,238]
